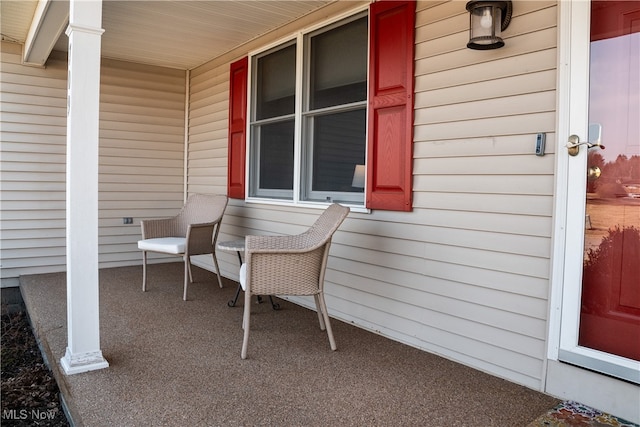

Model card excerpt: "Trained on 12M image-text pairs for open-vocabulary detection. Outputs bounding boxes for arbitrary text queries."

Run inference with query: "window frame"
[301,105,367,204]
[246,8,370,210]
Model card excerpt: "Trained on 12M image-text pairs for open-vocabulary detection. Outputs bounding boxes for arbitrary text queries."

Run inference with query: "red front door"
[578,0,640,361]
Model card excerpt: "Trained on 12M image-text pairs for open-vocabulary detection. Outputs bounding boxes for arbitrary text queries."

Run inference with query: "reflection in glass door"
[578,1,640,362]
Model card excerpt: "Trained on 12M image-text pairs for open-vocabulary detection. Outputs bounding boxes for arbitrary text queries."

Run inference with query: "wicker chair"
[239,203,350,359]
[137,194,228,300]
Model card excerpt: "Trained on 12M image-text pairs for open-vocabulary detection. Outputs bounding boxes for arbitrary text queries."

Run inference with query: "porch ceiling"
[1,0,334,70]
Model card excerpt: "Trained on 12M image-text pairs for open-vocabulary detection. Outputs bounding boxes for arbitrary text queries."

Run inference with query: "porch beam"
[60,0,108,375]
[23,0,69,66]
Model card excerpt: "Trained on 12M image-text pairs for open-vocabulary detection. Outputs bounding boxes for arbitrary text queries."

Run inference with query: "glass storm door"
[560,0,640,384]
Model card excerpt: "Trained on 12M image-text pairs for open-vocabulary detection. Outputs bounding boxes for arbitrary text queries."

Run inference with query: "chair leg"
[317,293,337,351]
[241,288,252,359]
[186,256,193,283]
[212,253,223,288]
[183,259,189,301]
[142,251,148,292]
[314,295,326,330]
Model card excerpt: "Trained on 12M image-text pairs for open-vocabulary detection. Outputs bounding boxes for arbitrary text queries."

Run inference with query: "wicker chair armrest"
[185,222,218,255]
[140,217,179,239]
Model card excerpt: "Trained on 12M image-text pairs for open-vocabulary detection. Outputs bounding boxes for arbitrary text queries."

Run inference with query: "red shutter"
[367,0,415,211]
[227,57,248,199]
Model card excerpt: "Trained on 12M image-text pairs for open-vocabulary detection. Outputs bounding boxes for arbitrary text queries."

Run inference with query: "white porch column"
[60,0,108,375]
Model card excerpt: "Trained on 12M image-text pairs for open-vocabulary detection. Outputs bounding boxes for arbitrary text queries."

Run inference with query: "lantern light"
[466,1,513,50]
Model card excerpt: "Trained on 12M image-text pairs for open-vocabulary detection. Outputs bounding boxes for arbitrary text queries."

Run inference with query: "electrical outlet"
[123,217,133,224]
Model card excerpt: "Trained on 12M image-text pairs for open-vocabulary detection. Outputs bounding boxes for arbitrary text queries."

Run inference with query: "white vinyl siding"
[403,0,557,388]
[186,0,558,391]
[98,59,186,267]
[0,42,186,285]
[1,44,68,286]
[188,65,229,195]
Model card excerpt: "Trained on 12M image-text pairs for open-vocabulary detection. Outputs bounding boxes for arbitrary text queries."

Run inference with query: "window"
[248,14,368,205]
[229,1,415,211]
[249,43,296,200]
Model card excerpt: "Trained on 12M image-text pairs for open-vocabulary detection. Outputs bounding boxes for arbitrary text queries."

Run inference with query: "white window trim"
[244,4,371,214]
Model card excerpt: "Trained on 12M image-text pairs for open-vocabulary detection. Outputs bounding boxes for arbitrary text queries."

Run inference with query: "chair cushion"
[138,237,185,254]
[239,263,247,291]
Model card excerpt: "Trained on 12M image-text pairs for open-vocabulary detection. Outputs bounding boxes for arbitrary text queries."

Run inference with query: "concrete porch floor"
[19,263,560,426]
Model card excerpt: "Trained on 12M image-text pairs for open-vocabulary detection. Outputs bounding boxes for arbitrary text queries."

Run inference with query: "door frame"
[546,0,640,421]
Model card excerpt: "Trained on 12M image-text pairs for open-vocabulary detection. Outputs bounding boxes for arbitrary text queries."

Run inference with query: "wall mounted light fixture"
[466,1,512,50]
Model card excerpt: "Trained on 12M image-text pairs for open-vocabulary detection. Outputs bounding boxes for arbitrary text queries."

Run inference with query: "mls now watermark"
[2,408,59,421]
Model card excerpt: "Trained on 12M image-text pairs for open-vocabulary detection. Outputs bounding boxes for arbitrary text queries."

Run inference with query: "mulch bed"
[1,308,69,426]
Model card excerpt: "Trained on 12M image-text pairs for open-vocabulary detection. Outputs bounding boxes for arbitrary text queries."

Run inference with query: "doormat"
[528,401,639,427]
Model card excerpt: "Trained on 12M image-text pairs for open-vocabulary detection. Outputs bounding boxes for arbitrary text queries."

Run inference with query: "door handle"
[566,134,606,156]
